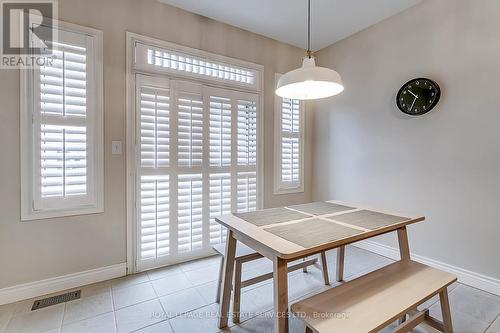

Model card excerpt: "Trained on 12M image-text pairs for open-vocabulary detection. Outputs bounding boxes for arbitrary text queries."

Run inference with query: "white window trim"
[274,73,305,195]
[20,20,104,221]
[125,32,264,273]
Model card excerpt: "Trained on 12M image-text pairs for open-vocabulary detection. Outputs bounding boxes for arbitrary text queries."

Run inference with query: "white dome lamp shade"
[276,0,344,100]
[276,57,344,100]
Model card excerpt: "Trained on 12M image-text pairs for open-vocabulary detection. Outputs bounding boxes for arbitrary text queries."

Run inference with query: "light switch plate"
[112,141,122,155]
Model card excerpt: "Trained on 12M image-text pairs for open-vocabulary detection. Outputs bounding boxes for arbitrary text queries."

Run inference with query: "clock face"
[396,78,440,116]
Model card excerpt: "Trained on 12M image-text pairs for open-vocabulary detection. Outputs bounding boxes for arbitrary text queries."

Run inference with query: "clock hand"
[409,96,417,112]
[408,90,418,98]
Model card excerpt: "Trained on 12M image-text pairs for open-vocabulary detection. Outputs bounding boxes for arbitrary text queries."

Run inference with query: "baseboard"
[354,240,500,296]
[0,263,127,305]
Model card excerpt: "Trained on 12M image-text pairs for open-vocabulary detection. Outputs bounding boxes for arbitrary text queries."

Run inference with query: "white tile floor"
[1,246,499,333]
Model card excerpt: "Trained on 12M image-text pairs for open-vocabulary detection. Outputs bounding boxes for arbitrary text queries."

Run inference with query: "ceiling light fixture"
[276,0,344,100]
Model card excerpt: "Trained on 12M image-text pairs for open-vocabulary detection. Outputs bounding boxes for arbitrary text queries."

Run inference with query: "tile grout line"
[148,271,177,333]
[2,309,14,333]
[109,285,119,333]
[110,280,202,315]
[483,312,500,333]
[111,272,167,333]
[59,300,67,332]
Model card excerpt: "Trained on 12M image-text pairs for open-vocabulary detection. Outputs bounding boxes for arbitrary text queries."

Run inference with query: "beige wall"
[0,0,312,289]
[313,0,500,279]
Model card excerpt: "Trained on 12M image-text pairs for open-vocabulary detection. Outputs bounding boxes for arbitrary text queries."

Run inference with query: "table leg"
[336,245,345,282]
[273,257,289,333]
[397,227,411,261]
[217,230,237,329]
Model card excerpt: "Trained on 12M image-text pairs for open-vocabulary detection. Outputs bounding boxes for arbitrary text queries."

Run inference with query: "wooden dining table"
[215,200,425,333]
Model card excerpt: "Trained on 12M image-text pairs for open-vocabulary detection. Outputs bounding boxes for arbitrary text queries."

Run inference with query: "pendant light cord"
[307,0,312,58]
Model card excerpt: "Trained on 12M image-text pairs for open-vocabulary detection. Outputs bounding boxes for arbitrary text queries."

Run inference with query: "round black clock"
[396,78,440,116]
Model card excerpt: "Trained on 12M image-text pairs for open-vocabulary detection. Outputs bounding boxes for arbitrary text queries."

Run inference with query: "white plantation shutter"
[237,100,257,166]
[209,173,231,244]
[140,87,170,168]
[39,125,87,198]
[274,74,304,193]
[140,175,170,259]
[177,174,203,252]
[39,42,87,117]
[22,23,103,220]
[177,88,203,167]
[281,98,301,183]
[237,172,257,213]
[136,76,171,264]
[281,137,300,183]
[134,77,260,270]
[209,96,232,167]
[133,42,260,90]
[37,35,89,204]
[235,96,258,214]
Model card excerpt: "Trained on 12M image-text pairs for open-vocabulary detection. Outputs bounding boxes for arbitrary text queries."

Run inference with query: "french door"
[134,74,258,271]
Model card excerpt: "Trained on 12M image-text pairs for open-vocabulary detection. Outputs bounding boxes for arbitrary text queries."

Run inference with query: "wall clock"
[396,78,440,116]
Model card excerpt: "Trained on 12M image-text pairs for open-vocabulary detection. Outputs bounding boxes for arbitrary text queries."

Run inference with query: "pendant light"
[276,0,344,100]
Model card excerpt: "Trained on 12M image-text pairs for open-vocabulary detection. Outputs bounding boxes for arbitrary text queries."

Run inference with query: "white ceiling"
[158,0,422,51]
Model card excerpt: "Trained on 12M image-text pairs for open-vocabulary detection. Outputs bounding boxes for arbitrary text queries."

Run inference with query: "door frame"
[125,32,264,274]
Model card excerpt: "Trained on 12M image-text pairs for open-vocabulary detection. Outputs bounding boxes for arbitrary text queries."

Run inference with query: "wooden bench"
[213,243,332,323]
[291,260,457,333]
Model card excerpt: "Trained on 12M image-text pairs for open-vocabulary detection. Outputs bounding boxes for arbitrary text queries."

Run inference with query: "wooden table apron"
[216,208,424,333]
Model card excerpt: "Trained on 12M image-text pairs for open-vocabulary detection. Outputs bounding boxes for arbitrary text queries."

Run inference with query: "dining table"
[215,200,425,333]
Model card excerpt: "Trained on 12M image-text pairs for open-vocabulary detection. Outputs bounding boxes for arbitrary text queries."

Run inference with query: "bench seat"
[291,260,457,333]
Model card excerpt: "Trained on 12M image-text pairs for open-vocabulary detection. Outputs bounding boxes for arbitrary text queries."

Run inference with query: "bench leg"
[320,251,330,285]
[336,246,345,282]
[233,259,243,323]
[303,258,308,273]
[215,255,224,303]
[439,288,453,333]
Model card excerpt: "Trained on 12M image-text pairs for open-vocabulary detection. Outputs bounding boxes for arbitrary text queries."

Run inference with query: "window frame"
[273,73,305,195]
[20,20,104,221]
